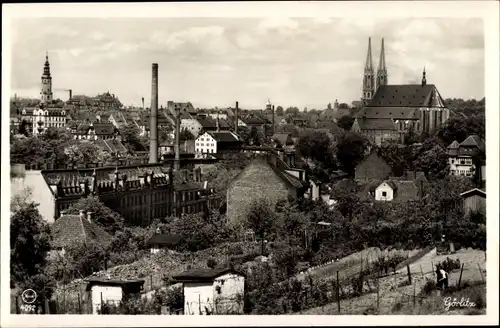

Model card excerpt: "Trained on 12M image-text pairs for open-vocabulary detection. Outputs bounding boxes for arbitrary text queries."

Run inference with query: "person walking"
[436,267,449,291]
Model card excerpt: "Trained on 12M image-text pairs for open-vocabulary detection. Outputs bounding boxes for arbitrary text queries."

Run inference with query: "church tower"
[362,38,375,106]
[40,52,53,104]
[376,38,388,91]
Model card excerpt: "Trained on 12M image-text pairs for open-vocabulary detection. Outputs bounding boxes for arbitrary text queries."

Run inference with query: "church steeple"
[362,37,375,105]
[376,38,388,91]
[422,66,427,86]
[40,52,53,104]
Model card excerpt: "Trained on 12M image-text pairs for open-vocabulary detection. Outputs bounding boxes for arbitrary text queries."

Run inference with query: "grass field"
[301,247,486,315]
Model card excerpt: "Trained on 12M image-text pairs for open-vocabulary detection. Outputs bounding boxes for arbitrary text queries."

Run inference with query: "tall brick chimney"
[174,104,181,170]
[149,63,159,163]
[235,101,239,135]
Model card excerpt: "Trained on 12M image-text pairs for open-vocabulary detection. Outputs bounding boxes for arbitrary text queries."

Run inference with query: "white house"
[85,278,145,314]
[195,132,217,154]
[447,135,485,178]
[32,107,66,136]
[195,131,240,155]
[375,181,395,201]
[371,179,422,202]
[173,268,245,315]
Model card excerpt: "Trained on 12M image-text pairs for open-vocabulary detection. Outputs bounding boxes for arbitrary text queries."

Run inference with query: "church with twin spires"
[352,37,450,146]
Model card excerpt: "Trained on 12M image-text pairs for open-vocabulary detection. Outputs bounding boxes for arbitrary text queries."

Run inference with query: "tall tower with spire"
[421,66,427,86]
[40,52,53,104]
[362,38,375,106]
[376,38,388,91]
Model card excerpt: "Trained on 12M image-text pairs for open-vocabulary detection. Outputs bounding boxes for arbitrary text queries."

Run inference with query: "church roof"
[355,117,397,131]
[367,84,446,108]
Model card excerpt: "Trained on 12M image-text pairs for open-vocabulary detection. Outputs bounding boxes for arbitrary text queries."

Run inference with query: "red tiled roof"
[51,214,112,248]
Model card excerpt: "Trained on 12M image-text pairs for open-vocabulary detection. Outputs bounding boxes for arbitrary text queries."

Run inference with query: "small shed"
[173,267,245,315]
[85,278,144,314]
[460,188,486,216]
[146,233,182,254]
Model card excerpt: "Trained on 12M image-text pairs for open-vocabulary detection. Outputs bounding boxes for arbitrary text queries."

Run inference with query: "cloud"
[257,17,299,35]
[149,26,226,52]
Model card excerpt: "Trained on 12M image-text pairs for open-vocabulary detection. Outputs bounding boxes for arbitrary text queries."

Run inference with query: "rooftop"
[173,267,244,282]
[51,213,112,248]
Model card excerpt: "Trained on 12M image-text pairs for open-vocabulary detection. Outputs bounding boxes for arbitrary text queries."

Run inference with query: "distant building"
[354,149,393,181]
[74,122,119,140]
[146,233,182,254]
[51,210,112,254]
[355,39,450,144]
[370,179,422,202]
[227,153,309,227]
[85,278,144,315]
[195,131,241,155]
[173,268,245,315]
[460,188,486,216]
[180,118,203,138]
[447,135,486,179]
[93,138,128,157]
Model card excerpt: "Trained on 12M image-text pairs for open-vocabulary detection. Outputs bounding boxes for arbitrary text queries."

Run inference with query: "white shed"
[173,267,245,315]
[85,278,144,314]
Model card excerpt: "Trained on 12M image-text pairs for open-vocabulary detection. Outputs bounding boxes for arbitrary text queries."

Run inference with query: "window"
[382,191,387,197]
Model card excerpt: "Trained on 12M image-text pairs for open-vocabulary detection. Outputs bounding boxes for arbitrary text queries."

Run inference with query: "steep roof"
[207,131,239,143]
[368,84,446,108]
[355,118,397,131]
[447,140,460,149]
[460,188,486,198]
[91,123,116,135]
[272,133,293,147]
[459,135,485,152]
[51,214,112,248]
[94,139,128,154]
[315,121,344,135]
[173,267,244,282]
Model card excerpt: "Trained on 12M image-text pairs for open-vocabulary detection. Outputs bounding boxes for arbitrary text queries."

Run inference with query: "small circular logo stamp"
[21,289,37,304]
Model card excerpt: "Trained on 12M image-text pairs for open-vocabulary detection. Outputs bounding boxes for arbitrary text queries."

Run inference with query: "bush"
[436,257,461,273]
[421,279,436,295]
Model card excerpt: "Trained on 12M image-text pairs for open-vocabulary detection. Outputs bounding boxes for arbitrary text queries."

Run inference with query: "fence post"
[150,275,153,291]
[100,292,104,315]
[78,293,82,314]
[198,294,201,315]
[458,263,464,288]
[376,275,380,314]
[336,271,340,313]
[431,261,435,277]
[44,296,50,314]
[477,263,485,283]
[406,264,412,285]
[15,295,20,314]
[413,282,416,308]
[420,265,424,277]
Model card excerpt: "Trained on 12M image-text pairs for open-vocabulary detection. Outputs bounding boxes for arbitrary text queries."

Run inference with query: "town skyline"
[10,17,484,109]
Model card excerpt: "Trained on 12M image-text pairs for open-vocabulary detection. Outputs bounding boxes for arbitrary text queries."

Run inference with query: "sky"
[10,17,484,109]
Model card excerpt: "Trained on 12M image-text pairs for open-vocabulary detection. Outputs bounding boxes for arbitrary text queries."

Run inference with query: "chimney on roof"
[149,63,159,164]
[235,101,239,135]
[422,66,427,87]
[87,211,93,223]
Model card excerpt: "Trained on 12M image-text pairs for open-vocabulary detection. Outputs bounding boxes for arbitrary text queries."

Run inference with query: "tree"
[436,113,485,145]
[335,132,369,176]
[275,106,284,116]
[249,126,264,146]
[119,125,143,152]
[247,198,278,253]
[412,145,449,180]
[297,131,335,166]
[64,141,111,166]
[10,202,54,299]
[18,119,30,137]
[10,137,56,165]
[179,128,195,141]
[285,107,300,116]
[68,196,124,234]
[336,116,355,131]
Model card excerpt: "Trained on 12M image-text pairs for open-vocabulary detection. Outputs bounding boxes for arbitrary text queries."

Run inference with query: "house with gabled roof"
[447,134,485,180]
[460,188,486,216]
[51,210,112,253]
[227,152,310,227]
[195,131,241,155]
